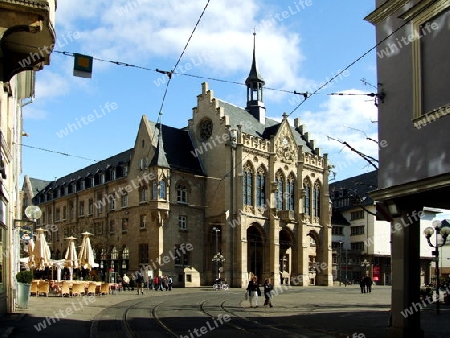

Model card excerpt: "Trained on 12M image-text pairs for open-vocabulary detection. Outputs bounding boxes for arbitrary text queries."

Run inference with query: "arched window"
[256,168,266,208]
[243,164,253,206]
[313,182,321,218]
[303,179,311,216]
[287,175,295,211]
[275,172,284,210]
[177,183,187,203]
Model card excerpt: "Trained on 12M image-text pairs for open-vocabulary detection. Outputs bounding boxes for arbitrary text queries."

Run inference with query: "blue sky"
[22,0,380,184]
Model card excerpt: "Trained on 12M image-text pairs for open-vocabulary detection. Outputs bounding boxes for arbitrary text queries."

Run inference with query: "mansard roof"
[217,100,315,153]
[329,170,378,211]
[36,148,133,194]
[148,120,204,175]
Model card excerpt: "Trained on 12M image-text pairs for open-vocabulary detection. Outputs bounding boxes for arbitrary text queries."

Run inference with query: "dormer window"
[111,169,116,181]
[100,173,105,184]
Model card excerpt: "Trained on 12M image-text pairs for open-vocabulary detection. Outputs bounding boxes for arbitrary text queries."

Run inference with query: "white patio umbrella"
[78,232,95,270]
[26,235,35,267]
[64,236,78,280]
[32,228,51,271]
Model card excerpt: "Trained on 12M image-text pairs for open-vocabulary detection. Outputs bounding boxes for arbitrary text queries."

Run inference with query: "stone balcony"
[0,0,56,82]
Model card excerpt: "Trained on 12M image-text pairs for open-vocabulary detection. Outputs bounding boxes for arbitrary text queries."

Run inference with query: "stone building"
[30,36,332,288]
[365,1,450,335]
[0,0,56,314]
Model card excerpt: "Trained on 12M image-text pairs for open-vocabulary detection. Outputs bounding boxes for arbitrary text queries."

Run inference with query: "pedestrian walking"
[122,273,131,291]
[168,276,173,291]
[247,276,260,308]
[359,278,366,293]
[154,276,159,291]
[364,276,373,293]
[263,278,274,308]
[130,273,136,291]
[136,270,144,295]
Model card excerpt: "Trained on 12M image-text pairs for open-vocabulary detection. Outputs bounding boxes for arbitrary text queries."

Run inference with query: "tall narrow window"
[140,185,148,202]
[121,194,128,208]
[159,180,166,199]
[139,243,149,264]
[88,199,93,215]
[256,169,266,208]
[179,216,187,230]
[152,181,158,199]
[177,184,187,203]
[287,175,295,211]
[313,182,321,218]
[303,180,311,216]
[243,165,253,206]
[140,215,147,229]
[276,172,284,210]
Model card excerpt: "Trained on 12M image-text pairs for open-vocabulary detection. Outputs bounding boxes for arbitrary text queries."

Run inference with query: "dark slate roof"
[217,100,315,153]
[28,177,51,195]
[331,209,350,226]
[37,148,134,194]
[148,121,204,175]
[329,170,378,211]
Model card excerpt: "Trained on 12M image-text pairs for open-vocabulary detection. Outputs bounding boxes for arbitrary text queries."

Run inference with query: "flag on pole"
[73,53,93,78]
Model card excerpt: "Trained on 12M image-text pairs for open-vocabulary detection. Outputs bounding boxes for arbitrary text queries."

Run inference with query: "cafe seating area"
[30,280,122,297]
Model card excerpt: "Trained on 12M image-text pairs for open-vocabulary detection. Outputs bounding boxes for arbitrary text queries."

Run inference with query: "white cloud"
[34,70,70,99]
[53,0,306,104]
[292,91,379,175]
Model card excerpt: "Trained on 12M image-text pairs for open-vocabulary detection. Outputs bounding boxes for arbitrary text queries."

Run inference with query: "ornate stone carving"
[275,135,296,164]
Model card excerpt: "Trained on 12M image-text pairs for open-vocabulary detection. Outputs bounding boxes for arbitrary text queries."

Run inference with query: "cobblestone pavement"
[0,285,448,337]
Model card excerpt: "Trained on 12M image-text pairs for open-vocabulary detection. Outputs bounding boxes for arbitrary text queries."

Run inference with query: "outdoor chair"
[87,283,97,296]
[100,283,110,295]
[61,282,71,297]
[71,283,85,297]
[37,281,50,297]
[30,281,38,296]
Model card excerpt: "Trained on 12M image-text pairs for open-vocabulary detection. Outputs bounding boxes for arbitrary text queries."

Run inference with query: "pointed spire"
[245,31,266,124]
[245,31,265,87]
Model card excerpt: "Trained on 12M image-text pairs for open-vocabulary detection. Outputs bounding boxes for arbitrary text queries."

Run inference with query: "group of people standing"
[359,275,373,293]
[119,271,173,293]
[246,276,274,308]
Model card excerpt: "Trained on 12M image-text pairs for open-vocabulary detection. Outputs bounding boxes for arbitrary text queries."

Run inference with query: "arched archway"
[247,224,264,282]
[307,230,320,285]
[279,228,294,284]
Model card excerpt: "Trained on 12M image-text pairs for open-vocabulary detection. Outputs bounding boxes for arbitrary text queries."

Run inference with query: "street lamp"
[339,241,343,286]
[361,259,371,277]
[423,219,450,314]
[212,227,221,280]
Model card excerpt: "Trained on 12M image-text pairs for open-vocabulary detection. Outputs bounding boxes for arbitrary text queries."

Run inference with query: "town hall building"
[26,35,333,288]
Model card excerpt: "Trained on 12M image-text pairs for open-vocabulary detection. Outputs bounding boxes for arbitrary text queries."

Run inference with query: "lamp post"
[212,227,221,280]
[339,241,343,286]
[423,220,450,314]
[361,259,370,277]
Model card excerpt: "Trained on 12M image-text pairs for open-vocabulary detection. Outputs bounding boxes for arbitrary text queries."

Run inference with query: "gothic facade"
[30,38,332,288]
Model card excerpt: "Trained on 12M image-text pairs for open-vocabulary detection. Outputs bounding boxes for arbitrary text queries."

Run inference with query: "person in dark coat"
[263,278,274,307]
[247,276,260,308]
[364,276,373,293]
[360,279,366,293]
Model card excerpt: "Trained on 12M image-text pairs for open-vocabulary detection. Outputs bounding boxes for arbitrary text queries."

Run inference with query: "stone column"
[388,204,424,338]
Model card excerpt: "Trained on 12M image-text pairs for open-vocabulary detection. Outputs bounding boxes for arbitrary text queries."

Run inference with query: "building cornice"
[364,0,411,25]
[369,173,450,201]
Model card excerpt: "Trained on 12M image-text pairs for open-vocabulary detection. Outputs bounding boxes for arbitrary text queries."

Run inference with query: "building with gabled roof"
[29,35,332,288]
